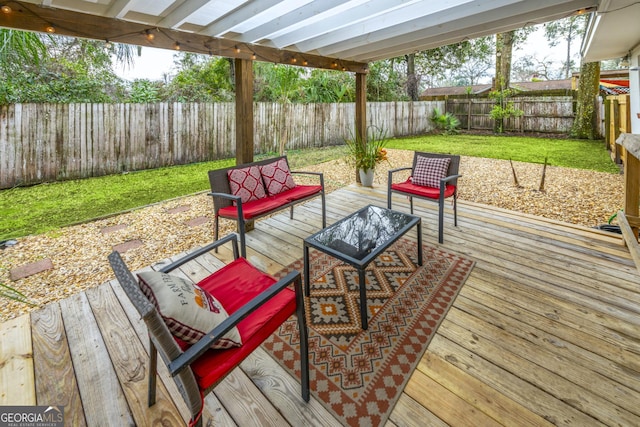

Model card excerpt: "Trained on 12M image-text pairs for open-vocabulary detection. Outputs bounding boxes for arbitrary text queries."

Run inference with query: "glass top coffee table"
[303,205,422,330]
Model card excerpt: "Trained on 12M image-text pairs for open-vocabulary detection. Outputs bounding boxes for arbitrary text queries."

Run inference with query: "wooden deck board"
[0,314,35,405]
[31,304,86,426]
[3,185,639,426]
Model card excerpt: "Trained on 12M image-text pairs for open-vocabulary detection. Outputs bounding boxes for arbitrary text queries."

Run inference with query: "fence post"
[604,98,611,150]
[613,99,621,164]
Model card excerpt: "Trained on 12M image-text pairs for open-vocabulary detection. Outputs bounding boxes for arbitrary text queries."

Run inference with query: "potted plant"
[345,125,389,187]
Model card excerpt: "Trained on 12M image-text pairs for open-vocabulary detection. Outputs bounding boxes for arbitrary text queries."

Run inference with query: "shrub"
[430,108,460,135]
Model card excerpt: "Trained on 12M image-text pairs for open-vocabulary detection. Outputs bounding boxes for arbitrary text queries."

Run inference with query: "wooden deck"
[2,184,639,426]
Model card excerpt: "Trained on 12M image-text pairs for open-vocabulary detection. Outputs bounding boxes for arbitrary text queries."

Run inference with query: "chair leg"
[213,216,220,253]
[290,205,294,220]
[293,276,310,402]
[148,336,158,407]
[387,191,392,209]
[409,197,414,214]
[438,201,444,244]
[438,192,445,244]
[453,196,458,227]
[236,216,247,258]
[321,192,327,228]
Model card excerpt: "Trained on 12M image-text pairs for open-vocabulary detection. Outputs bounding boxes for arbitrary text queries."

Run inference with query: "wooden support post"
[355,71,367,183]
[235,58,254,165]
[355,72,367,143]
[617,134,640,243]
[623,149,640,241]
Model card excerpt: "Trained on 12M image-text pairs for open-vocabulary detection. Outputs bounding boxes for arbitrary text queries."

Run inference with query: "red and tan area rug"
[262,238,475,427]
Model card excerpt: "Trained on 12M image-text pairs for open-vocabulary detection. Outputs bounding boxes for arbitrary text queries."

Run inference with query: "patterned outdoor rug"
[262,238,475,427]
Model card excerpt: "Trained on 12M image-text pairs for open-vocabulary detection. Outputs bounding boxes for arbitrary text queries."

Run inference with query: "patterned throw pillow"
[227,165,267,203]
[412,156,451,188]
[260,158,297,196]
[138,271,242,349]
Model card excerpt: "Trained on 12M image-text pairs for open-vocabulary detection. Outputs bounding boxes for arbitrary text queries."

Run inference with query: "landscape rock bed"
[0,149,624,322]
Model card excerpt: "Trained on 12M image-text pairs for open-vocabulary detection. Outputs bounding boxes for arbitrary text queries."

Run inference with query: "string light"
[1,5,11,13]
[331,61,337,68]
[235,46,240,54]
[251,52,257,60]
[291,57,297,63]
[45,25,56,33]
[145,30,155,41]
[302,60,308,66]
[104,39,112,48]
[174,41,181,50]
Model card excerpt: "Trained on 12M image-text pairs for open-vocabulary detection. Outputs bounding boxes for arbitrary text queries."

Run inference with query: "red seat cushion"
[186,257,297,390]
[391,180,456,199]
[217,185,322,220]
[282,184,322,202]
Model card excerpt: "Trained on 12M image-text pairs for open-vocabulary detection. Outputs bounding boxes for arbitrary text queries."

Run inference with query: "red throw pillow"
[227,165,267,203]
[260,158,297,196]
[412,156,450,188]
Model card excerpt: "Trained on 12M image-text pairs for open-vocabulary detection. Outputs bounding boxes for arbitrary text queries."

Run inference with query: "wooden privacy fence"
[446,96,575,133]
[0,101,442,189]
[603,94,631,164]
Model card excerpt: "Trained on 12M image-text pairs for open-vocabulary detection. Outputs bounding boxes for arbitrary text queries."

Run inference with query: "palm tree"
[0,29,48,71]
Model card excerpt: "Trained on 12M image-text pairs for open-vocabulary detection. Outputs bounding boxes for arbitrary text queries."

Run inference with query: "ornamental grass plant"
[345,125,390,171]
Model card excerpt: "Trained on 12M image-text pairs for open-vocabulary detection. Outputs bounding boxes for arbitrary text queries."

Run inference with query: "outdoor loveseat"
[208,156,326,257]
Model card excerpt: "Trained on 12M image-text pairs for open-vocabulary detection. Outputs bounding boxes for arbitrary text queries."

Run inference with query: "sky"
[113,26,581,82]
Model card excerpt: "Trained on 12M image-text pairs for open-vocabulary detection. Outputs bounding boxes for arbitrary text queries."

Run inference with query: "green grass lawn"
[0,135,616,240]
[388,134,619,173]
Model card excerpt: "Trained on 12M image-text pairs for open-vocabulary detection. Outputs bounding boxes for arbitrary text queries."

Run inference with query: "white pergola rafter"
[4,0,598,65]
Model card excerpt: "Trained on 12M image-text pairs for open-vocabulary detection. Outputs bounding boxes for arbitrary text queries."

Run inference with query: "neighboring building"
[420,69,629,100]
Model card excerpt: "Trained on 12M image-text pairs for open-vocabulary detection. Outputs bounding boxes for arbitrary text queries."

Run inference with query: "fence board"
[0,99,571,189]
[446,96,576,134]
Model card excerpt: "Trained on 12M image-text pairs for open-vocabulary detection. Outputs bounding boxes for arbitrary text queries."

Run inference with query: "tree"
[164,54,234,102]
[0,29,48,72]
[128,79,162,103]
[302,69,354,103]
[365,60,406,101]
[0,30,139,104]
[571,61,600,139]
[494,31,515,91]
[544,15,587,78]
[492,28,534,132]
[406,53,419,101]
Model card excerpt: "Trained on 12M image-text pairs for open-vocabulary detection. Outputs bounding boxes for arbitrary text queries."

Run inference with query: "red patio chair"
[108,234,309,427]
[387,152,461,244]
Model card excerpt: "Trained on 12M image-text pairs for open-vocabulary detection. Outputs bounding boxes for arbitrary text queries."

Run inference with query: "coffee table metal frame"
[303,204,422,330]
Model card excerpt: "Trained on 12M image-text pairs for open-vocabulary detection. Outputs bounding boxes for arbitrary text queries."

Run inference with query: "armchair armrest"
[388,166,413,185]
[208,191,242,204]
[167,271,302,376]
[441,174,462,184]
[208,191,245,219]
[159,234,240,273]
[388,166,413,174]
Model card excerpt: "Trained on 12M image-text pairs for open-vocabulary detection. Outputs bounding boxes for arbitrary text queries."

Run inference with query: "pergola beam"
[0,1,368,73]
